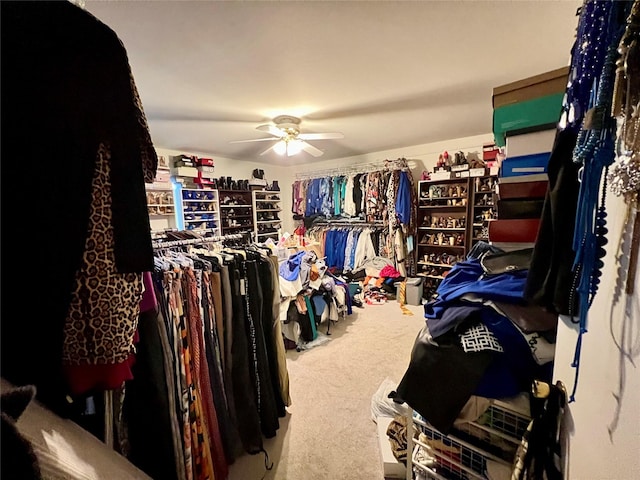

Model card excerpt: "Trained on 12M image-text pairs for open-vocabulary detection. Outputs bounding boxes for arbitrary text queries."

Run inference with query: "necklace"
[567,0,633,403]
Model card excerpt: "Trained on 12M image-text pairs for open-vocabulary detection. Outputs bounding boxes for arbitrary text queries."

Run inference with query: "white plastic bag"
[371,378,410,423]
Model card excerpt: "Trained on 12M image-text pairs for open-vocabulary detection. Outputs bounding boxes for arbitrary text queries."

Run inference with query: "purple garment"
[139,271,157,313]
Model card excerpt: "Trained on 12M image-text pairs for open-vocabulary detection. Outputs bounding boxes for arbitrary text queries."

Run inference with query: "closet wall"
[553,191,639,478]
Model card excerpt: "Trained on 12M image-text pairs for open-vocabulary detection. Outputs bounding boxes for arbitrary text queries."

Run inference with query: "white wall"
[553,192,640,480]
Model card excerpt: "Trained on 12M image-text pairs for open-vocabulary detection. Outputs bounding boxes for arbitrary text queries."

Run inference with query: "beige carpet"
[228,300,426,480]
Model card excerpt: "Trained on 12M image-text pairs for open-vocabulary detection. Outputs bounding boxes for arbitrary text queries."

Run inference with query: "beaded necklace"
[561,1,616,133]
[568,0,632,403]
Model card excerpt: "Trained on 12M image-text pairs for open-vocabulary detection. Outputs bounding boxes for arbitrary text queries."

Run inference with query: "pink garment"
[379,265,402,278]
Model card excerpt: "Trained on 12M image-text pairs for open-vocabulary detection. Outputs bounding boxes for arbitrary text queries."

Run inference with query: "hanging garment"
[244,256,281,438]
[123,282,184,480]
[2,1,157,412]
[226,255,264,454]
[268,256,292,407]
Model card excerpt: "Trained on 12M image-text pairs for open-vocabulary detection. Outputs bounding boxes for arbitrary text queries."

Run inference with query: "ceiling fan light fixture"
[273,140,287,155]
[287,139,304,156]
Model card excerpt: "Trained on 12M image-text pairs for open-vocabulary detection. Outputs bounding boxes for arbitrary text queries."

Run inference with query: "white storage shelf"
[252,190,282,242]
[146,185,177,232]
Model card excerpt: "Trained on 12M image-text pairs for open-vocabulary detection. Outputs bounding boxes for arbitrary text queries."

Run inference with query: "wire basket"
[411,401,530,480]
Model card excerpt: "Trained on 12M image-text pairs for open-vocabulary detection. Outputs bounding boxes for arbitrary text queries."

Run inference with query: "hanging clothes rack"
[152,232,244,249]
[294,157,414,179]
[309,219,385,228]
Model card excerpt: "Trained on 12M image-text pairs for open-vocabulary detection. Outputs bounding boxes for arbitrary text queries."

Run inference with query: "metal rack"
[407,400,530,480]
[151,230,245,250]
[294,157,414,179]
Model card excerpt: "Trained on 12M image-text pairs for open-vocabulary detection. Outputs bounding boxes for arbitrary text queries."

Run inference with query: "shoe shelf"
[177,187,221,235]
[252,190,282,243]
[417,178,472,300]
[217,189,254,236]
[469,175,498,249]
[146,185,178,232]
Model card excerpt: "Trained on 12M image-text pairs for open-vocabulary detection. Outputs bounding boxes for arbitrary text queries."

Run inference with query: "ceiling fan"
[230,115,344,157]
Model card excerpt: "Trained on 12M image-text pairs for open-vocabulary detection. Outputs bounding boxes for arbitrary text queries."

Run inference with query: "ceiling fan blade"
[229,137,278,144]
[259,143,278,156]
[256,124,286,137]
[297,132,344,140]
[301,141,324,157]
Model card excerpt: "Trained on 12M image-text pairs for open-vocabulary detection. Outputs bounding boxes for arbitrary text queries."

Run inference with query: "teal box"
[493,93,564,147]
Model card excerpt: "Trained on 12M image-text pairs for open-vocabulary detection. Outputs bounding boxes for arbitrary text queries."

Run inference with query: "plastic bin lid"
[406,277,424,286]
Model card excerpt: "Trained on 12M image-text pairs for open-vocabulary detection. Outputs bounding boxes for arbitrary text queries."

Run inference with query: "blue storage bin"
[500,152,550,177]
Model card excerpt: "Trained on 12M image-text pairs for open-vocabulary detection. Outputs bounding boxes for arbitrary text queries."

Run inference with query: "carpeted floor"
[228,300,426,480]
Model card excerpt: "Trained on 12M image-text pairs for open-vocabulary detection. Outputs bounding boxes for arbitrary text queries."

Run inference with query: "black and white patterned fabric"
[459,323,504,353]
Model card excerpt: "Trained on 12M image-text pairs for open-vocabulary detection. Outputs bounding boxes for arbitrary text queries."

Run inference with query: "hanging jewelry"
[567,0,633,403]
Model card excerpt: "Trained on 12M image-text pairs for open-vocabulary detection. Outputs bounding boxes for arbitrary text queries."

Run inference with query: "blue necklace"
[568,0,632,403]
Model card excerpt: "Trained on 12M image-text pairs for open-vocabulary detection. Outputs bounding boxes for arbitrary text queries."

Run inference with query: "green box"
[493,93,564,147]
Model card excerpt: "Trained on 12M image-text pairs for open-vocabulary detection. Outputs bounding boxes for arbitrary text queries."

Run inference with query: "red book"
[489,218,541,243]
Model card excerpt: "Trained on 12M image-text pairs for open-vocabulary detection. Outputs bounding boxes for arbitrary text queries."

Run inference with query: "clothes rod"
[152,232,244,249]
[295,158,411,179]
[309,220,385,227]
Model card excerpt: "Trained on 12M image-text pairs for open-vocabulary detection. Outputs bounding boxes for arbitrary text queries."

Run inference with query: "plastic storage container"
[398,278,424,306]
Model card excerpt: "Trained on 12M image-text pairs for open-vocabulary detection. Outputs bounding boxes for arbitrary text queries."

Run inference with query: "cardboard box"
[450,164,469,172]
[376,416,406,479]
[500,153,550,177]
[492,66,569,109]
[506,129,556,158]
[173,166,199,178]
[498,179,548,199]
[430,171,452,181]
[196,157,214,167]
[493,93,564,146]
[483,143,500,161]
[497,198,545,219]
[489,218,541,243]
[470,167,487,177]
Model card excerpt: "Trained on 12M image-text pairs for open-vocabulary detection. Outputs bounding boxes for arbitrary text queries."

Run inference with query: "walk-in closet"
[2,1,638,480]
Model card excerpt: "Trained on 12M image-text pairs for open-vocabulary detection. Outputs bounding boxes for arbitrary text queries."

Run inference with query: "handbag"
[480,247,534,275]
[249,168,267,186]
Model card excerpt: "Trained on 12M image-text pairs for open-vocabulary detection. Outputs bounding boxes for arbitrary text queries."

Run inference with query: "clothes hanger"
[167,249,194,268]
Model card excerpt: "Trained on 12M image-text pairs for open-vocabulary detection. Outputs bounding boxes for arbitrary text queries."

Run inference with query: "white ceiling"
[84,0,581,166]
